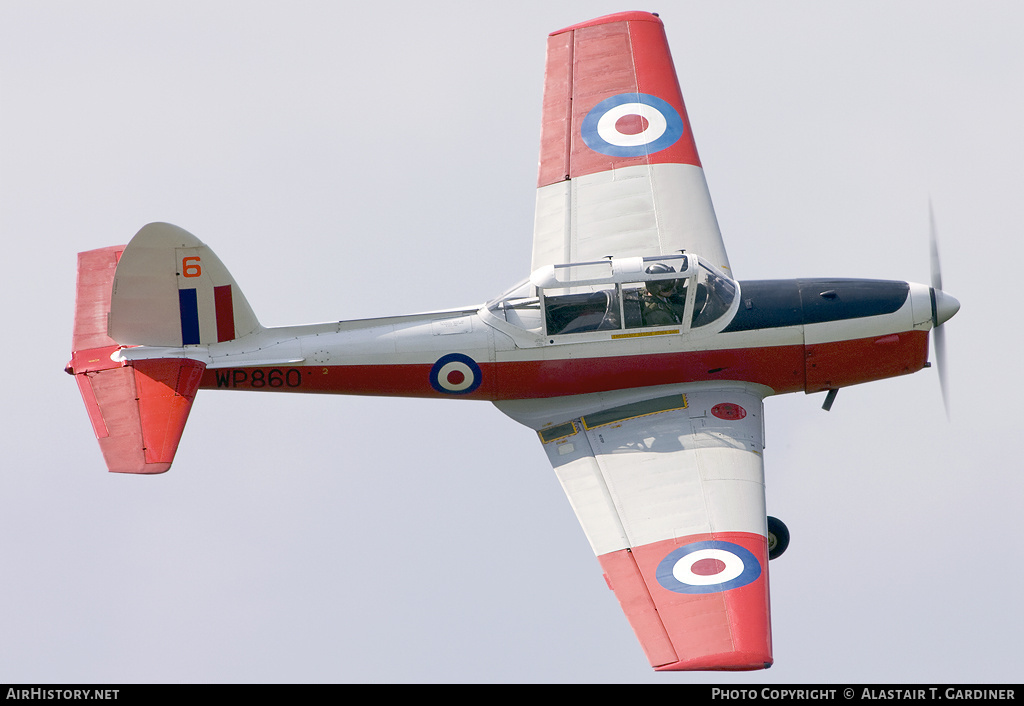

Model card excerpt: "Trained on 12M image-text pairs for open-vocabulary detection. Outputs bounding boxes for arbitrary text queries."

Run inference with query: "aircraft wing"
[531,12,731,275]
[496,383,772,670]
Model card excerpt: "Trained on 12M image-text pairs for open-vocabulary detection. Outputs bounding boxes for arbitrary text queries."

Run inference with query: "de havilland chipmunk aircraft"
[67,11,959,671]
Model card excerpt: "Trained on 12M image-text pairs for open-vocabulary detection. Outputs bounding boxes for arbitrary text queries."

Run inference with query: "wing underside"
[532,12,731,275]
[497,383,772,670]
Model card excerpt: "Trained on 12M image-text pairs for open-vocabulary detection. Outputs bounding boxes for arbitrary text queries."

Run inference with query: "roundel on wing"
[430,353,482,395]
[580,93,685,157]
[712,403,747,420]
[656,540,761,594]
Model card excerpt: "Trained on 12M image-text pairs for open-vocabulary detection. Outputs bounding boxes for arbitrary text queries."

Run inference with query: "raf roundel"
[430,353,482,395]
[656,540,761,594]
[712,403,747,420]
[581,92,685,158]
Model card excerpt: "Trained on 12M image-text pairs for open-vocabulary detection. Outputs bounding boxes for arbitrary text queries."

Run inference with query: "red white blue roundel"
[656,540,761,594]
[581,93,685,157]
[430,353,482,395]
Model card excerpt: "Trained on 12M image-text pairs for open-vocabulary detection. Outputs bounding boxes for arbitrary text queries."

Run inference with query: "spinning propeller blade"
[928,201,959,417]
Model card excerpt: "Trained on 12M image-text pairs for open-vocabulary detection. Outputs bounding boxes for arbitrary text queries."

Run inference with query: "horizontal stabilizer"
[69,241,210,474]
[74,358,205,474]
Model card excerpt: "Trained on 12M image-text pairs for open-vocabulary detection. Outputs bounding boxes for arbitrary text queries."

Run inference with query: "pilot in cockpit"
[641,263,688,326]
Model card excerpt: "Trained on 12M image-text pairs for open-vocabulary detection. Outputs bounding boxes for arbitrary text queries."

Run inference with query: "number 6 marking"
[182,256,202,278]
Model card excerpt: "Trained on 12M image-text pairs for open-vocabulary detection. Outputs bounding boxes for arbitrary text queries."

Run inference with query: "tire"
[767,516,790,560]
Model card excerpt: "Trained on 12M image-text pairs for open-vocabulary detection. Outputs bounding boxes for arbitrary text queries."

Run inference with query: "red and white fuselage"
[114,263,952,404]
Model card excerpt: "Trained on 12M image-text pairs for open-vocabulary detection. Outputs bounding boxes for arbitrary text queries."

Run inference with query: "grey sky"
[2,1,1022,683]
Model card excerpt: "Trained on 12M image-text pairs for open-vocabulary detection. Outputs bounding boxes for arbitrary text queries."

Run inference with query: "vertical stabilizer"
[109,222,260,346]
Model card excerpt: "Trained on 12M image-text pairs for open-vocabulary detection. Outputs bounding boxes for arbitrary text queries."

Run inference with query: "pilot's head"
[645,263,681,297]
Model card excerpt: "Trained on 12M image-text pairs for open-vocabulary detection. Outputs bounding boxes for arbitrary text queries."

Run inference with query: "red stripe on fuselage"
[805,329,928,392]
[198,330,929,400]
[491,344,805,399]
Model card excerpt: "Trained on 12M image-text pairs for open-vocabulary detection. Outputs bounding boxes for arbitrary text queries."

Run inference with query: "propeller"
[928,201,960,417]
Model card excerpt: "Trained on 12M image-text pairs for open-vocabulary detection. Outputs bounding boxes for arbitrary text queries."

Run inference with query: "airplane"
[65,11,959,671]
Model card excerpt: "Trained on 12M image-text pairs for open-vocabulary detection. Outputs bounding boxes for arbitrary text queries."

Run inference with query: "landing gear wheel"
[767,516,790,560]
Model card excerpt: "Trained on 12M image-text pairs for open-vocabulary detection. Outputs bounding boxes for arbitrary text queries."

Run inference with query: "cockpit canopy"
[486,254,736,338]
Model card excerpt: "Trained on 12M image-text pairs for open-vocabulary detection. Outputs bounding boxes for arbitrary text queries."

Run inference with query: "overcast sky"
[2,0,1022,684]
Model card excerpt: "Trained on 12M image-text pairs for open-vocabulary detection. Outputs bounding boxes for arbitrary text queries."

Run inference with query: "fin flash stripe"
[178,289,200,345]
[214,285,235,342]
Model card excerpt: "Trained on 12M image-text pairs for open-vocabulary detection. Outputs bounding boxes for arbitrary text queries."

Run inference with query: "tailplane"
[67,223,260,473]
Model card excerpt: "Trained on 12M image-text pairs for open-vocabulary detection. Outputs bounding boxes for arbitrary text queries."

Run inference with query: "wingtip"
[550,11,663,36]
[654,652,773,671]
[107,461,173,475]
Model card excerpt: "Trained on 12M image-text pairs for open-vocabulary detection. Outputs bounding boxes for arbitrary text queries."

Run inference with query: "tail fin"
[67,223,259,474]
[109,222,260,346]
